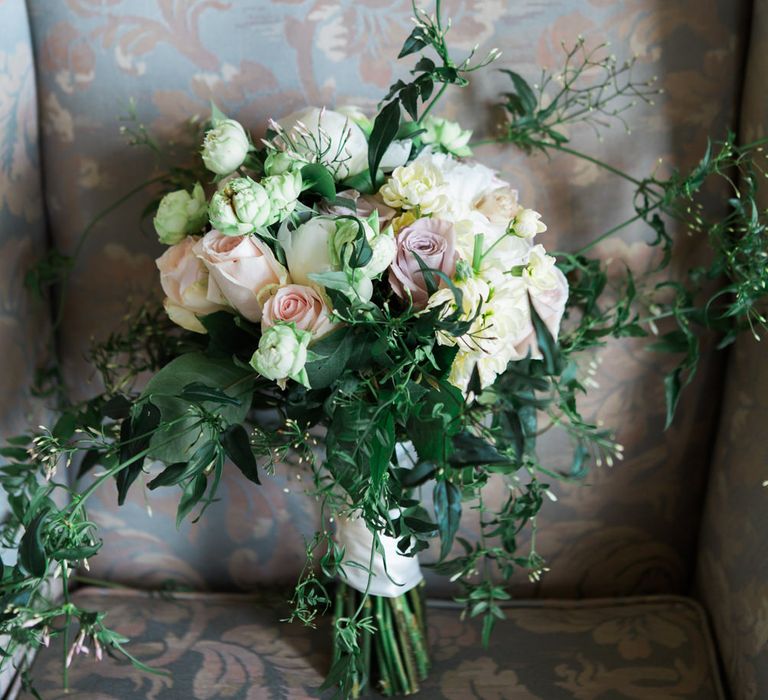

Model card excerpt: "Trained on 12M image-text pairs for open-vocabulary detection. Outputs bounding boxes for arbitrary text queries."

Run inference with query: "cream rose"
[156,236,226,333]
[194,230,288,322]
[262,284,337,340]
[474,186,520,225]
[380,161,447,215]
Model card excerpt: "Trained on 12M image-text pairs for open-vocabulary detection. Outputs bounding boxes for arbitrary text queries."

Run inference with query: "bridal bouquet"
[3,3,767,699]
[148,99,566,694]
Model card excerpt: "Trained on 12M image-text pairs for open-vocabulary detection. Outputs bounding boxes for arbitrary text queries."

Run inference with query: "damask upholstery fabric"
[0,0,51,437]
[694,4,768,699]
[23,0,751,598]
[19,588,725,700]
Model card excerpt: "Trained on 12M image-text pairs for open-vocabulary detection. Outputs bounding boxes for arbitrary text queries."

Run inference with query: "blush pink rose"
[261,284,337,341]
[512,266,569,360]
[156,236,226,333]
[193,230,288,322]
[388,217,458,309]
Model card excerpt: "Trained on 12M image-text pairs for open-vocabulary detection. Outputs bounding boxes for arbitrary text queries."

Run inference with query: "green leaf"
[76,449,102,480]
[53,413,77,441]
[102,394,132,420]
[664,368,682,430]
[368,100,401,185]
[400,84,420,121]
[220,424,260,484]
[398,27,428,58]
[530,297,562,375]
[116,401,161,505]
[434,480,461,561]
[301,163,336,200]
[0,446,29,461]
[179,382,241,407]
[305,328,354,389]
[501,70,538,114]
[142,353,251,464]
[176,473,207,528]
[19,510,49,577]
[147,462,189,490]
[369,410,396,491]
[449,431,509,467]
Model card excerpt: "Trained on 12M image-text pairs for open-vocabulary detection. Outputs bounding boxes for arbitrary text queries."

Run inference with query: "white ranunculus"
[276,107,368,181]
[153,183,208,245]
[421,116,472,157]
[379,161,447,214]
[209,177,274,236]
[250,323,311,388]
[202,118,250,175]
[263,170,302,221]
[512,208,547,239]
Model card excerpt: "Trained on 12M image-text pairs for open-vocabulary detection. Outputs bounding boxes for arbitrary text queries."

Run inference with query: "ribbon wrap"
[335,442,423,598]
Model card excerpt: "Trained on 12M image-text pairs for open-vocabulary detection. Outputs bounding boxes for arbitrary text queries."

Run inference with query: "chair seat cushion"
[16,589,725,699]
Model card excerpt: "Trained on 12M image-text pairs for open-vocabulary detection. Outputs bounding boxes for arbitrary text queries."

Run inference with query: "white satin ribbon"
[335,442,423,598]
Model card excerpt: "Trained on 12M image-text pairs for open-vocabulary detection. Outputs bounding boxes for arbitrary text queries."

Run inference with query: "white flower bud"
[209,177,274,235]
[202,118,250,175]
[250,323,311,387]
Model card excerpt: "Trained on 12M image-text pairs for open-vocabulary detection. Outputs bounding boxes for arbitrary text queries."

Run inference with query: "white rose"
[379,161,447,215]
[263,170,303,220]
[276,107,368,181]
[250,323,311,388]
[474,186,519,225]
[364,228,396,277]
[194,230,289,321]
[156,236,226,334]
[512,208,547,239]
[209,177,274,236]
[154,183,208,245]
[202,118,250,175]
[278,217,336,288]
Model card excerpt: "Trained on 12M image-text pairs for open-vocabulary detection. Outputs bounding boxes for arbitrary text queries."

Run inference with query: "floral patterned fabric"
[21,0,751,598]
[19,588,725,699]
[694,4,768,699]
[0,0,51,437]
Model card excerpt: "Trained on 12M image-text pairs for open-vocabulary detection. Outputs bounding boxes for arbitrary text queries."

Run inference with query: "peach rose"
[156,236,226,334]
[262,284,337,341]
[193,230,288,322]
[388,218,458,309]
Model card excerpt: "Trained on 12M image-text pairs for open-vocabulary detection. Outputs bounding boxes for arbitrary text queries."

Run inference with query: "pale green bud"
[154,183,207,244]
[209,177,273,236]
[250,323,311,388]
[201,118,249,175]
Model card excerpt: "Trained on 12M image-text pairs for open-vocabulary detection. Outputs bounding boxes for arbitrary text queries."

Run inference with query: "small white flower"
[523,244,559,291]
[512,208,547,239]
[202,118,250,175]
[153,183,208,245]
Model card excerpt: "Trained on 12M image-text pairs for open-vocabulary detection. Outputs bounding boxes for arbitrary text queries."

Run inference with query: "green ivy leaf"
[19,510,49,577]
[176,473,208,528]
[116,401,161,505]
[300,163,336,200]
[434,480,461,561]
[220,424,260,484]
[368,100,401,186]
